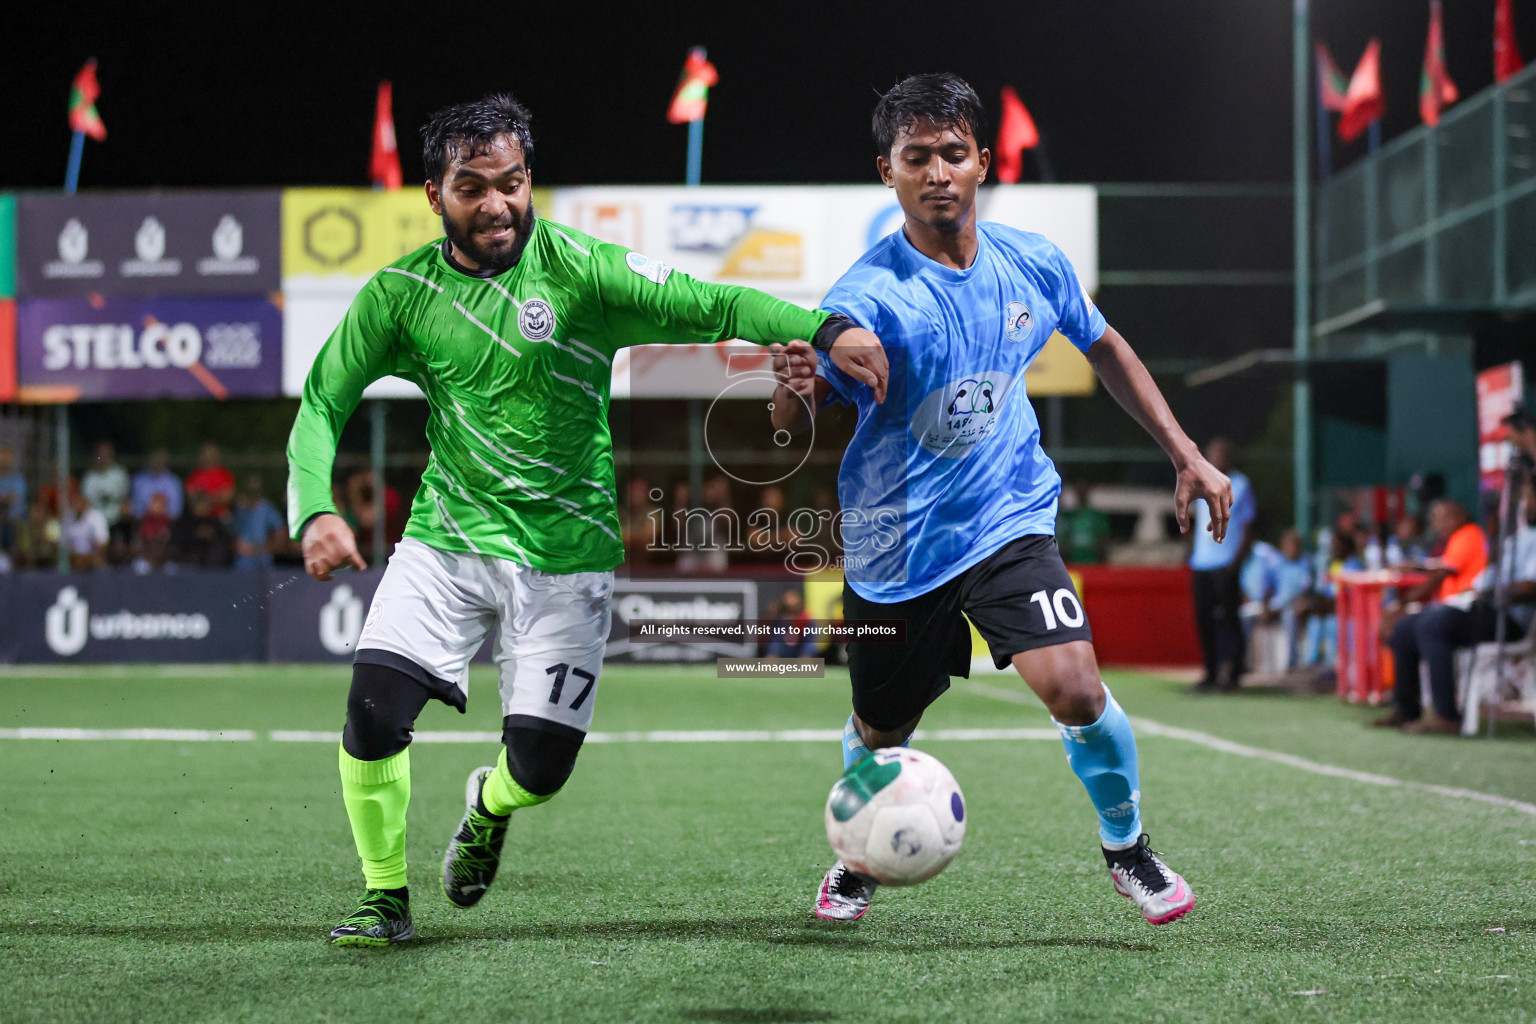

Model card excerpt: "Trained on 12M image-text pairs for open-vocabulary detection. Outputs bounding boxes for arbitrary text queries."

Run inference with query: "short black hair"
[420,94,535,184]
[872,73,988,157]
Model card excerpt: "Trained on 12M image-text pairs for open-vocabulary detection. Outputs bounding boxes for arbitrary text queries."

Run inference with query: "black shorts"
[844,534,1092,731]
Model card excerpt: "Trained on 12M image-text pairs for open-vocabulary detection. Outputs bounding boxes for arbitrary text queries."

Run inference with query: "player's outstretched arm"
[769,341,832,434]
[590,243,888,400]
[1086,326,1233,541]
[287,280,400,578]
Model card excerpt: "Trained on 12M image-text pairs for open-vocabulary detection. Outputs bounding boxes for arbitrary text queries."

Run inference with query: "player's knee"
[341,663,431,761]
[1040,670,1105,726]
[502,722,585,797]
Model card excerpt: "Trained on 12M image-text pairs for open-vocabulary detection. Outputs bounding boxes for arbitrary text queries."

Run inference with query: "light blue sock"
[842,714,871,770]
[1053,683,1142,847]
[840,713,910,771]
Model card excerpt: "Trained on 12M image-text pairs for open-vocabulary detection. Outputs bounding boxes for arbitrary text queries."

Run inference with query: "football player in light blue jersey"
[771,74,1232,926]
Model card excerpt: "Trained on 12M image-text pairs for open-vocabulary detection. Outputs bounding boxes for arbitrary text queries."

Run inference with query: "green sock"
[480,747,553,817]
[338,745,411,891]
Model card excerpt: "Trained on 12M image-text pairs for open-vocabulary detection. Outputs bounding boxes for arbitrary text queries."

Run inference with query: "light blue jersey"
[1189,470,1254,570]
[819,222,1107,602]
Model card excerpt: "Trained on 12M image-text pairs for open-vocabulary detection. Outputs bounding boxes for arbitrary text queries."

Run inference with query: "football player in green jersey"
[290,94,889,946]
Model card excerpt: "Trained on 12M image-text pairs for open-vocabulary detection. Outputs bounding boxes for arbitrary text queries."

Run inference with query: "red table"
[1334,570,1430,703]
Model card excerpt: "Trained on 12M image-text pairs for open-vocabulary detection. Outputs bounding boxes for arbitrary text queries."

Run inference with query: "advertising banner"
[280,186,553,400]
[0,299,14,402]
[550,185,1099,398]
[16,297,283,402]
[281,188,448,280]
[265,568,384,662]
[0,194,15,298]
[16,192,280,298]
[264,568,494,665]
[604,579,756,662]
[0,572,262,663]
[1476,361,1526,489]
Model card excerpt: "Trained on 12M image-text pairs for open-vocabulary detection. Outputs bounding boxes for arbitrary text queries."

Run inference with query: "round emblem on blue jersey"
[519,298,556,342]
[1004,301,1032,343]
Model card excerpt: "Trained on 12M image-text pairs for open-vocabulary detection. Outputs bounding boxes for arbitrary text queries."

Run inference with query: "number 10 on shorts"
[1029,588,1085,631]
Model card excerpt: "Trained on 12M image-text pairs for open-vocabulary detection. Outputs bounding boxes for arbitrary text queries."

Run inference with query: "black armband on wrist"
[811,314,859,352]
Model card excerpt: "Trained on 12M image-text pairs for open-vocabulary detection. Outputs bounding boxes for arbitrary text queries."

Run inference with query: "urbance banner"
[16,192,280,298]
[0,572,262,663]
[16,296,282,401]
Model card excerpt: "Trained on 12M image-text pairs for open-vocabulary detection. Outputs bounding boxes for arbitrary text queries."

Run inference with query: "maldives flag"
[1338,39,1385,142]
[1496,0,1524,82]
[1420,1,1458,126]
[993,86,1039,184]
[667,48,718,124]
[1315,43,1350,112]
[68,59,106,141]
[370,81,402,190]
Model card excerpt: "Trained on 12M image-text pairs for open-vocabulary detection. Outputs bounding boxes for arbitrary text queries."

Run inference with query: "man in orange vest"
[1374,499,1493,733]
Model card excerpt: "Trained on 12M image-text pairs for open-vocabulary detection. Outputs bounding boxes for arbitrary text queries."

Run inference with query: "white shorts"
[356,538,613,734]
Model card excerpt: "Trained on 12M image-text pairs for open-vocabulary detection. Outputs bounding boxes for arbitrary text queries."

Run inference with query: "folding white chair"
[1457,634,1536,736]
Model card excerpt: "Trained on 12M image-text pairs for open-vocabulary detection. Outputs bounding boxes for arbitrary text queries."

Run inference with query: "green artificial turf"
[1,664,1534,1023]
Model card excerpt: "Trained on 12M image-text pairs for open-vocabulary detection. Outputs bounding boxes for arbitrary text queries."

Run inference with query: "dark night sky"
[3,1,1533,190]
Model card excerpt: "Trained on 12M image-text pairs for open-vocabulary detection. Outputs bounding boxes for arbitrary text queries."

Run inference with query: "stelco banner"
[16,192,280,299]
[16,297,283,401]
[0,572,263,663]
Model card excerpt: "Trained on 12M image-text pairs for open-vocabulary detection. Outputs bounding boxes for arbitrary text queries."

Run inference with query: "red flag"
[1496,0,1525,82]
[68,59,106,142]
[993,86,1039,185]
[370,81,402,190]
[1420,1,1458,126]
[1338,39,1385,143]
[1316,43,1350,112]
[667,48,718,124]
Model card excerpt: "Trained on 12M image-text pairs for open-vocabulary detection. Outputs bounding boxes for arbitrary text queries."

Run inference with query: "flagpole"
[64,130,85,194]
[1315,73,1332,180]
[1293,0,1314,538]
[1368,119,1381,153]
[686,118,703,187]
[1032,138,1056,183]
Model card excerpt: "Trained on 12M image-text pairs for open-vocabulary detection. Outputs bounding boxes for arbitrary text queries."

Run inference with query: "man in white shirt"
[81,441,130,528]
[64,489,109,570]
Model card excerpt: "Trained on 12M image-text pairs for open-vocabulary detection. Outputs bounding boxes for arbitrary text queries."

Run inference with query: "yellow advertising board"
[281,187,554,278]
[1024,331,1097,396]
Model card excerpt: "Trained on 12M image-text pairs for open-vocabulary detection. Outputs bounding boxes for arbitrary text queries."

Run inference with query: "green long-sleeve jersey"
[287,217,830,572]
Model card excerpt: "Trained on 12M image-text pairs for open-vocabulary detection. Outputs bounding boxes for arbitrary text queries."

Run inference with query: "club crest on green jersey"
[519,298,556,342]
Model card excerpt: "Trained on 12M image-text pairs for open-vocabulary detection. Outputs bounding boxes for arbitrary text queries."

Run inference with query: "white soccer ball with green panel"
[824,747,966,886]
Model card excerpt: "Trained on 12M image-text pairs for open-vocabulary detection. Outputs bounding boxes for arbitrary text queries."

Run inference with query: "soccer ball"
[824,747,966,886]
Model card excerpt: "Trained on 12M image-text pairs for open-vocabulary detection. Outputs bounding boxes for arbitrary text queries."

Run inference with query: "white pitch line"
[961,681,1536,818]
[0,728,255,742]
[2,727,1060,746]
[1128,717,1536,817]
